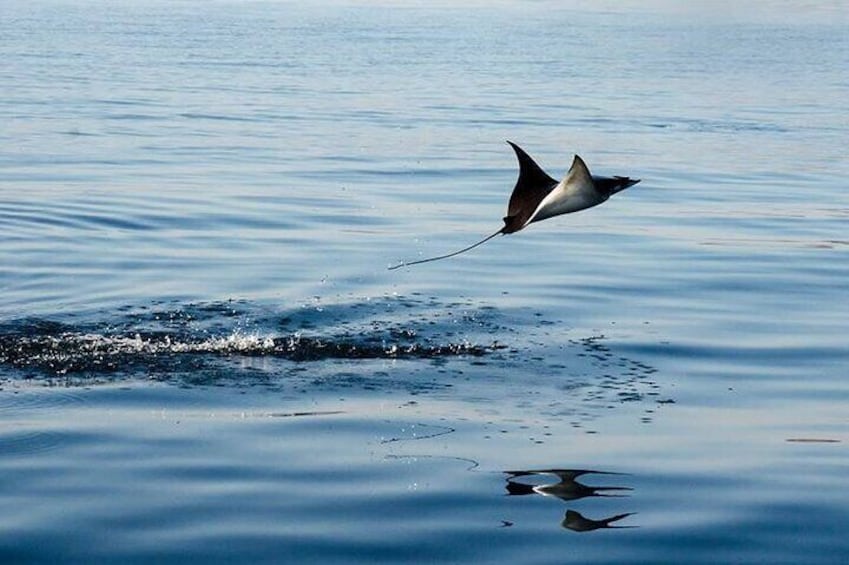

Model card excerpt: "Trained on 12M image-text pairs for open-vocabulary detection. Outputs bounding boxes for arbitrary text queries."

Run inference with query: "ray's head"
[596,175,640,198]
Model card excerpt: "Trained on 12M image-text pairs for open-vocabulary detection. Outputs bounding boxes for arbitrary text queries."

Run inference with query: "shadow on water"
[505,469,637,532]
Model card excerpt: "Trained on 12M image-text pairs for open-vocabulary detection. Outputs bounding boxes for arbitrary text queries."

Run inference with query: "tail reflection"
[504,468,636,532]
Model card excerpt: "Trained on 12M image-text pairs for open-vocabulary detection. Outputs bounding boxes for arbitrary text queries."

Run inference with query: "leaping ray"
[389,141,640,270]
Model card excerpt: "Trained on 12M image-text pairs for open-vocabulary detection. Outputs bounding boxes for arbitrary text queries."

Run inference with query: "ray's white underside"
[524,166,606,228]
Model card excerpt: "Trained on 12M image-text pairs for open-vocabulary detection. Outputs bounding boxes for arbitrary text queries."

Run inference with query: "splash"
[0,296,669,429]
[0,297,505,377]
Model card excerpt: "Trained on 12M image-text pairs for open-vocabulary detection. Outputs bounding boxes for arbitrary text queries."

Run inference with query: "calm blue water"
[2,1,848,563]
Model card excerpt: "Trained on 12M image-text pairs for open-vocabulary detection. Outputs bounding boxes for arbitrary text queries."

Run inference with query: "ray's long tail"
[388,229,502,270]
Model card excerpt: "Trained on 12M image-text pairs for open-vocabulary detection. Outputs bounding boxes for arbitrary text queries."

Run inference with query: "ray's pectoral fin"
[524,154,597,226]
[503,141,559,234]
[566,155,594,190]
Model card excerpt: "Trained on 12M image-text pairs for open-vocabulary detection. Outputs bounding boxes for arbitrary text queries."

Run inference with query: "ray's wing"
[502,141,559,234]
[523,154,598,226]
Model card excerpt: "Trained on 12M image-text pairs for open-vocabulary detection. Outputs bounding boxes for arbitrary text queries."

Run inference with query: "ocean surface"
[1,1,848,563]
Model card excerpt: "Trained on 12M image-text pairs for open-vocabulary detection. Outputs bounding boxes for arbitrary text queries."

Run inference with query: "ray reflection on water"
[505,469,637,532]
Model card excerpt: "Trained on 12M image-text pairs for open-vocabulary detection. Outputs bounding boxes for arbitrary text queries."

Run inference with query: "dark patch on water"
[0,429,67,456]
[0,296,669,426]
[0,296,506,380]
